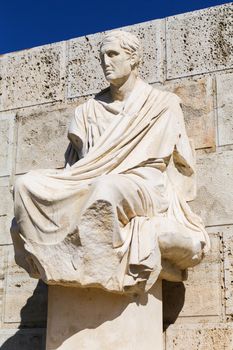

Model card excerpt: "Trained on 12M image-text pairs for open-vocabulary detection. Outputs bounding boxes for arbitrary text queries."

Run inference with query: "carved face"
[100,39,133,85]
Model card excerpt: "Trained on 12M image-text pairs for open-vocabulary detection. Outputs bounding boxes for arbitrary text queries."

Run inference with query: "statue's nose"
[103,53,111,66]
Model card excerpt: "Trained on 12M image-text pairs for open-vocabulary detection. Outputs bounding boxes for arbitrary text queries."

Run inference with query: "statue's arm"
[165,96,197,202]
[65,105,87,167]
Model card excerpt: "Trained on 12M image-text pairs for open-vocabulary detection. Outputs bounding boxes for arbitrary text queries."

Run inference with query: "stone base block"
[46,281,162,350]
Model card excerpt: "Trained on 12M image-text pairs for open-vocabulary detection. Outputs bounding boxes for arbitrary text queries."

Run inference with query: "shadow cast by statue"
[0,280,48,350]
[162,280,185,331]
[0,278,184,349]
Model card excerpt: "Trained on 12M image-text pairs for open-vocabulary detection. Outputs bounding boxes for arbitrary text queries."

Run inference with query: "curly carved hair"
[100,30,143,67]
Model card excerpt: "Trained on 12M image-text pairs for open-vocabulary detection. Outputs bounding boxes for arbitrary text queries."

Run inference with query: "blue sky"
[1,0,232,54]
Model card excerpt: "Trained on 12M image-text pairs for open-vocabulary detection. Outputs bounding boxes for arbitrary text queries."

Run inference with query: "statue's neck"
[110,73,138,102]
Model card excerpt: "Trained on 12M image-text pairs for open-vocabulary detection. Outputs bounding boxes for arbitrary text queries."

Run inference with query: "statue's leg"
[82,173,164,224]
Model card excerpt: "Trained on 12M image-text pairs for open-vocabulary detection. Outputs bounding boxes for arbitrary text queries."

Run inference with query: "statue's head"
[100,30,142,85]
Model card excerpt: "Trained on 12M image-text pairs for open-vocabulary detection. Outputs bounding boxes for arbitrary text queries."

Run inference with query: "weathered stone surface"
[166,324,233,350]
[166,4,233,78]
[3,246,47,326]
[0,177,13,245]
[0,247,6,324]
[216,72,233,146]
[222,225,233,315]
[67,20,165,98]
[0,6,232,349]
[190,149,233,226]
[15,104,76,174]
[0,60,4,110]
[124,20,165,84]
[0,113,16,177]
[157,76,215,149]
[67,32,107,98]
[0,43,66,110]
[182,230,221,317]
[0,329,46,350]
[163,233,221,323]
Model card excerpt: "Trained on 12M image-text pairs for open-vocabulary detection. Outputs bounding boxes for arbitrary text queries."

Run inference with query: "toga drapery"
[13,78,210,293]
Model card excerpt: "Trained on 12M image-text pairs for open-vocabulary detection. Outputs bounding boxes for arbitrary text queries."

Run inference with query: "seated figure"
[12,31,210,293]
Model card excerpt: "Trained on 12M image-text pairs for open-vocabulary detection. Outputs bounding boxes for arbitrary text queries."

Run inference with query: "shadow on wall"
[163,280,185,331]
[0,280,184,349]
[0,280,48,350]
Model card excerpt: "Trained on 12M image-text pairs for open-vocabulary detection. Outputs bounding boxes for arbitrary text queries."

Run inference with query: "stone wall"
[0,3,232,349]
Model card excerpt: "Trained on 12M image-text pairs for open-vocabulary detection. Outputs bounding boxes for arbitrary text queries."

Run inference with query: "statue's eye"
[107,51,118,57]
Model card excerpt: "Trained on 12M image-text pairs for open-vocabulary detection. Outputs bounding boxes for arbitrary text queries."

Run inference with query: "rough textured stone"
[0,247,6,324]
[180,231,221,317]
[222,225,233,315]
[0,113,16,177]
[0,177,13,245]
[15,104,75,174]
[67,32,107,98]
[0,5,232,349]
[190,149,233,226]
[0,60,4,110]
[0,329,46,350]
[216,72,233,146]
[166,4,233,78]
[163,233,221,323]
[166,324,233,350]
[157,76,215,149]
[3,246,47,326]
[0,43,66,110]
[124,20,165,84]
[67,20,165,98]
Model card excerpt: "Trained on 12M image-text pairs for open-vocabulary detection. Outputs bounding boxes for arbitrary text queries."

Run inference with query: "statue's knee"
[91,175,118,198]
[159,232,204,269]
[187,240,205,267]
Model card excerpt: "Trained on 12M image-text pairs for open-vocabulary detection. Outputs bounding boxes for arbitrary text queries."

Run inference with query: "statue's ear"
[130,52,138,69]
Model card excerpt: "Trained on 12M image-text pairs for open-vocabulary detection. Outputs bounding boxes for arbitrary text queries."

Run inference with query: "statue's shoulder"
[74,87,111,111]
[74,89,109,115]
[94,87,111,103]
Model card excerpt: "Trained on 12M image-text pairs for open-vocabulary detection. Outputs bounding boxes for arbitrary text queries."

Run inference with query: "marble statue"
[12,30,210,294]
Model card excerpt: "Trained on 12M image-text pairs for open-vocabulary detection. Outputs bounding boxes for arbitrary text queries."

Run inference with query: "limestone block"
[67,20,165,98]
[190,149,233,226]
[3,246,47,326]
[124,20,165,84]
[15,104,76,174]
[46,282,162,350]
[0,113,16,177]
[163,233,221,323]
[166,4,233,78]
[222,225,233,315]
[0,177,13,245]
[67,32,107,98]
[159,76,215,149]
[0,43,66,110]
[0,60,4,110]
[0,247,6,324]
[166,324,233,350]
[0,329,46,350]
[181,231,221,317]
[216,72,233,146]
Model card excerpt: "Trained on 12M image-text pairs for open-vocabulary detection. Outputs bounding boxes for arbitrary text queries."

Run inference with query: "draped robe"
[13,78,210,293]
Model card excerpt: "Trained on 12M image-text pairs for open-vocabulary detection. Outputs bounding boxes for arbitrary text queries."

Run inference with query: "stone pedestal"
[46,280,163,350]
